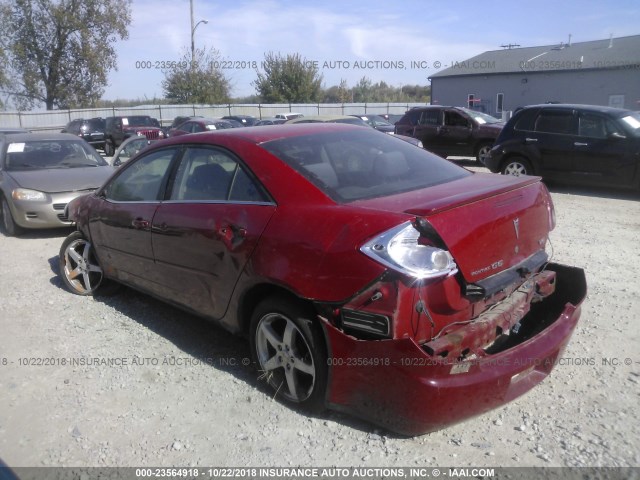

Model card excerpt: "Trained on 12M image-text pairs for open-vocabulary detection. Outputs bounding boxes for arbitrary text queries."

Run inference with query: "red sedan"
[59,124,586,435]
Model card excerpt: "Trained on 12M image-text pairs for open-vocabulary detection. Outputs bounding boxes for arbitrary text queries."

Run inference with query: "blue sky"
[104,0,640,101]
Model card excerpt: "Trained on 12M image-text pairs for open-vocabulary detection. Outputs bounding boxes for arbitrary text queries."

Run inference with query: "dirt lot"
[0,170,639,469]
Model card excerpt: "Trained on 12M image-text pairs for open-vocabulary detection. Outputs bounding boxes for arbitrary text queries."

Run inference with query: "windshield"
[460,108,502,125]
[4,140,108,171]
[620,113,640,137]
[262,128,470,202]
[123,116,155,127]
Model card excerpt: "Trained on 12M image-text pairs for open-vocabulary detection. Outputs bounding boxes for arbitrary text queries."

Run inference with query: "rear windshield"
[261,128,470,202]
[4,140,107,170]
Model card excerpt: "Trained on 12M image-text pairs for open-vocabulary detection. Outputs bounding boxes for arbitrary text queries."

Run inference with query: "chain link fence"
[0,103,425,131]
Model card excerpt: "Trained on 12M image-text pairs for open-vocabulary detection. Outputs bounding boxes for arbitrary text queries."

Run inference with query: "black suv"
[394,106,503,163]
[104,116,166,156]
[61,118,105,150]
[486,104,640,189]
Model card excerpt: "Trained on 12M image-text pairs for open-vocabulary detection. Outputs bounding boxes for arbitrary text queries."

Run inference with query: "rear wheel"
[475,142,493,165]
[250,296,327,411]
[59,231,106,295]
[1,197,24,236]
[501,157,533,176]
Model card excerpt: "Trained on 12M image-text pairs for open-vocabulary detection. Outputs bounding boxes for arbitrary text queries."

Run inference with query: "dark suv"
[61,118,105,150]
[394,106,503,163]
[104,116,166,156]
[486,104,640,189]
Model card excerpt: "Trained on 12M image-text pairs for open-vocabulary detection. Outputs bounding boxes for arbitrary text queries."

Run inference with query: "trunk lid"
[354,173,553,282]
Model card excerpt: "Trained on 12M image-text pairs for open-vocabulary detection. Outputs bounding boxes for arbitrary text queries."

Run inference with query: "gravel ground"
[1,166,639,469]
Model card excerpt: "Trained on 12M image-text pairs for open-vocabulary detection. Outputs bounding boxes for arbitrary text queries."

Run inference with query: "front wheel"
[59,231,105,295]
[501,157,533,176]
[1,197,24,236]
[250,296,327,411]
[104,139,115,157]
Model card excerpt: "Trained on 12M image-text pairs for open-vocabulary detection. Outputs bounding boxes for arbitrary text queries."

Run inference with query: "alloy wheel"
[255,312,316,403]
[61,236,104,294]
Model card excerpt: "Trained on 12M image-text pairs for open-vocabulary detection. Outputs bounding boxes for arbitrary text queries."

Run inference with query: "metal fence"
[0,103,425,131]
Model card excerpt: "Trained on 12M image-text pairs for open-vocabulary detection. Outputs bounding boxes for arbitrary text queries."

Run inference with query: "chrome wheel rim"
[478,145,491,164]
[504,162,528,176]
[63,238,103,294]
[255,313,316,402]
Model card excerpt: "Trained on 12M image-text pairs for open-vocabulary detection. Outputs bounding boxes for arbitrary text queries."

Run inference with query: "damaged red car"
[59,124,586,435]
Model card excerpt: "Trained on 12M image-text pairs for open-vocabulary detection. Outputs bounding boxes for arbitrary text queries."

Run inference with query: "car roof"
[1,132,83,142]
[286,115,363,123]
[520,103,635,115]
[150,122,368,148]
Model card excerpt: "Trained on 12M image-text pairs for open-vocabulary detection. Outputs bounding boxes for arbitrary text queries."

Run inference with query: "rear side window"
[513,109,538,131]
[170,146,268,203]
[419,109,440,126]
[533,110,576,135]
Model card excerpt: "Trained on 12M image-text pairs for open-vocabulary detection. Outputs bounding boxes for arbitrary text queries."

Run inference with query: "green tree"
[161,47,231,104]
[0,0,131,110]
[253,52,323,103]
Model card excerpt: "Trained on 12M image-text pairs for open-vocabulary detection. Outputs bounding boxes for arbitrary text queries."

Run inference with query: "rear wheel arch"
[238,283,318,336]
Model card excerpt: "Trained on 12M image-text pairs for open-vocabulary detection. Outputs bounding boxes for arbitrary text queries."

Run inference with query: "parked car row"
[53,123,586,435]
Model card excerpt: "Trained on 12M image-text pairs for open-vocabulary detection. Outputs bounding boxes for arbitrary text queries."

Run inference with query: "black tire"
[501,156,534,177]
[59,231,112,296]
[249,296,327,412]
[1,197,24,236]
[475,142,493,165]
[104,139,115,157]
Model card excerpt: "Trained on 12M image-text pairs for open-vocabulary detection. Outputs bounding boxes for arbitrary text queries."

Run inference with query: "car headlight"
[361,221,457,280]
[12,188,47,202]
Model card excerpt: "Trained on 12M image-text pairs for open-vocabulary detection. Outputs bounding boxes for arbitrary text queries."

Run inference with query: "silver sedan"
[0,132,114,236]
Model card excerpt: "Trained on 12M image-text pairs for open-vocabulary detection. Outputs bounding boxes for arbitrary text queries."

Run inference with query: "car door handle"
[525,138,538,143]
[132,218,150,229]
[574,142,588,146]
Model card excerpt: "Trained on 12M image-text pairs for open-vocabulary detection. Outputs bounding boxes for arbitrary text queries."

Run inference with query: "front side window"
[103,148,177,202]
[578,114,607,139]
[444,111,469,127]
[170,146,268,202]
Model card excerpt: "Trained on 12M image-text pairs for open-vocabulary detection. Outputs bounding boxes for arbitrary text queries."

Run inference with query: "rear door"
[530,108,577,181]
[151,145,276,319]
[411,109,443,155]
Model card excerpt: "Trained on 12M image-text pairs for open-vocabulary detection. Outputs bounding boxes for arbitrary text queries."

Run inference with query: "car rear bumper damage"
[321,263,587,435]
